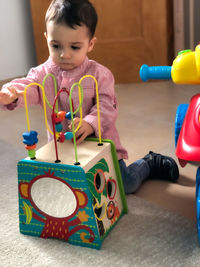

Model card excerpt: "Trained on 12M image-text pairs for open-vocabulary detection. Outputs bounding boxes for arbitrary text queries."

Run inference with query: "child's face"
[45,21,96,70]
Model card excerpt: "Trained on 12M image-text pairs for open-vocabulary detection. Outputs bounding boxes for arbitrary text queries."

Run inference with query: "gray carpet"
[1,140,200,267]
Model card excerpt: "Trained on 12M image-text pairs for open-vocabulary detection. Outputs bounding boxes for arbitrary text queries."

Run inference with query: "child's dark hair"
[45,0,98,38]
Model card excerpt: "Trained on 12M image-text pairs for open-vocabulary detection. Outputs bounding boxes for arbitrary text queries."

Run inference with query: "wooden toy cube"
[18,138,128,249]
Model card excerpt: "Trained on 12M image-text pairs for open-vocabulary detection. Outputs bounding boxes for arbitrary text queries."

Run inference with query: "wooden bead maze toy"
[18,74,128,249]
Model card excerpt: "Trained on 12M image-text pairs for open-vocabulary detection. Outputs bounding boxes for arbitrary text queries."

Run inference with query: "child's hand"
[69,117,94,145]
[0,86,23,105]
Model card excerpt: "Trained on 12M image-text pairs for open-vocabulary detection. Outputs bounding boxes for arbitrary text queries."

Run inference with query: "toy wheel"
[196,168,200,243]
[174,104,189,147]
[196,168,200,202]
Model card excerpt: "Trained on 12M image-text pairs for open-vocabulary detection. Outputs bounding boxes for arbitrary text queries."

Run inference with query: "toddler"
[0,0,179,194]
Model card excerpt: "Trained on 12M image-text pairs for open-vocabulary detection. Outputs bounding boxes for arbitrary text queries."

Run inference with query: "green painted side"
[86,137,128,214]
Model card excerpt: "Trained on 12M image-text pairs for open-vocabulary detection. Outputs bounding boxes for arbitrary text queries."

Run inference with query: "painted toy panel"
[86,146,124,240]
[18,161,102,249]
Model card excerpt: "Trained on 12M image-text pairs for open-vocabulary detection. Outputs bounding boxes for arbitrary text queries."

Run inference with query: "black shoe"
[143,151,179,182]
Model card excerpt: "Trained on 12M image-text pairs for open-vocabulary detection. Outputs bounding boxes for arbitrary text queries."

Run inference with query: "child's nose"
[60,49,71,59]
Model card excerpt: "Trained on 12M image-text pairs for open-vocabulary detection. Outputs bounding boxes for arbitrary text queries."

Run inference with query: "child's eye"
[52,44,60,49]
[71,46,80,50]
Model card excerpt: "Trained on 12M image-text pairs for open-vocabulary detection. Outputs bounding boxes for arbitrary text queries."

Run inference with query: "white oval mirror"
[31,177,77,218]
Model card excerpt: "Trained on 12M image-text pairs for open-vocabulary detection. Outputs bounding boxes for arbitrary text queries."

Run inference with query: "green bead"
[28,149,36,159]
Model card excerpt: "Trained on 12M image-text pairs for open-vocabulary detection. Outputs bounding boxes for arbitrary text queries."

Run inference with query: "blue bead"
[66,112,72,120]
[55,123,63,132]
[64,132,73,140]
[22,131,38,145]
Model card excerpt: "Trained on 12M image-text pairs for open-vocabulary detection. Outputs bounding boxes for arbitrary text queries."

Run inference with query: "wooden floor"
[1,80,200,221]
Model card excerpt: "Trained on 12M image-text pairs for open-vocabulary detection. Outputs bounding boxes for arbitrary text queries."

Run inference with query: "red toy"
[176,94,200,167]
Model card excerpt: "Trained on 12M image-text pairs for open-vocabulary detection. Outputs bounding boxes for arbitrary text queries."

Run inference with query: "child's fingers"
[75,127,87,145]
[0,86,22,104]
[73,117,80,127]
[5,86,18,100]
[75,126,84,138]
[74,126,84,145]
[7,86,17,94]
[0,91,7,100]
[7,86,23,97]
[0,90,13,104]
[69,117,80,130]
[76,133,87,145]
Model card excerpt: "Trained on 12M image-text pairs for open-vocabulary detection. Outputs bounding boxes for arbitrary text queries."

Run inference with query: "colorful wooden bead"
[66,112,72,120]
[52,113,62,124]
[57,111,66,121]
[25,144,36,150]
[28,149,36,159]
[59,132,65,143]
[55,123,63,132]
[22,131,38,145]
[64,132,73,140]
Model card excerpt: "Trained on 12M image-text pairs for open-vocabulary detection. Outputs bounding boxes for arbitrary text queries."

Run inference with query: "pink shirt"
[2,57,128,160]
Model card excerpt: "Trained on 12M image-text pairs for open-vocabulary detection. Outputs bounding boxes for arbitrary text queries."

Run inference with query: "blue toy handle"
[140,64,172,82]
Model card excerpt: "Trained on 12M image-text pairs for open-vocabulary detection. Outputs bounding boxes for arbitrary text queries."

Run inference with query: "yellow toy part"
[140,44,200,84]
[172,44,200,84]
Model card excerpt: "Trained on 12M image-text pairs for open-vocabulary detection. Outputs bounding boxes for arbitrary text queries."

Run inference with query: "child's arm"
[0,67,42,110]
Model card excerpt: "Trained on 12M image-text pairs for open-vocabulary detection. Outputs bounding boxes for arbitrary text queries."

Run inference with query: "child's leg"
[119,151,179,194]
[119,159,150,194]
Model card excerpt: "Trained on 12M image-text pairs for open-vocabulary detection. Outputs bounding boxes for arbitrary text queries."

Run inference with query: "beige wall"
[0,1,37,80]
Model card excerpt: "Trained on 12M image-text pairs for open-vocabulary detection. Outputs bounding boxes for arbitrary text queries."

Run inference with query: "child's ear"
[88,37,97,53]
[44,32,47,39]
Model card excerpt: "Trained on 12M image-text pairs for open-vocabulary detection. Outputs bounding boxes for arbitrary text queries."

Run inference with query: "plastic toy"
[140,44,200,84]
[18,74,128,249]
[140,44,200,243]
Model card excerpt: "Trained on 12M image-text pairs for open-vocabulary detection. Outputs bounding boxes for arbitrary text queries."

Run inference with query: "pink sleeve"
[1,67,41,110]
[83,68,118,137]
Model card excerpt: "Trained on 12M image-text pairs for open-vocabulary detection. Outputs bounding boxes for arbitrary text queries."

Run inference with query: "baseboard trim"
[0,76,24,88]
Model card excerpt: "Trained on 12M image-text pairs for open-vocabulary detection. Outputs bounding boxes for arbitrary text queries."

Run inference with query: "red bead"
[25,144,36,150]
[59,132,65,143]
[52,113,62,123]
